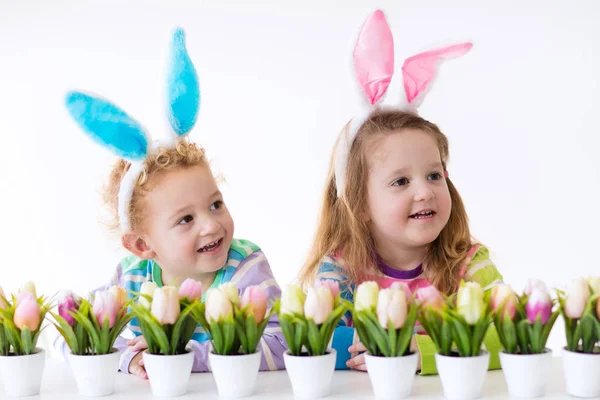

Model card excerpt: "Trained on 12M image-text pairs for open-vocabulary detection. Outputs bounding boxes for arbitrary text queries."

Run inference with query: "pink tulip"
[526,288,552,324]
[93,290,119,328]
[151,287,181,325]
[14,292,41,331]
[415,286,445,311]
[179,279,203,301]
[58,291,79,326]
[304,287,334,325]
[564,278,590,319]
[205,288,233,323]
[241,286,268,323]
[390,281,412,303]
[377,287,407,329]
[315,279,340,299]
[491,284,518,321]
[524,279,547,297]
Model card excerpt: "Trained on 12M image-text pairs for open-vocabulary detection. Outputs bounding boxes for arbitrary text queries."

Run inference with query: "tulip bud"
[526,288,552,324]
[564,278,590,319]
[491,284,518,321]
[304,287,334,325]
[355,281,379,311]
[14,291,41,331]
[376,287,407,329]
[280,284,305,316]
[205,287,233,323]
[457,282,485,325]
[179,279,203,301]
[587,277,600,295]
[151,286,181,325]
[93,290,119,328]
[139,282,158,309]
[241,286,268,323]
[415,286,445,311]
[524,279,547,297]
[315,279,340,299]
[58,291,79,326]
[220,282,240,305]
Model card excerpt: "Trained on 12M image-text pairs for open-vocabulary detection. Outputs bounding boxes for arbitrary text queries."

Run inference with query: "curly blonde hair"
[103,140,209,233]
[299,110,472,294]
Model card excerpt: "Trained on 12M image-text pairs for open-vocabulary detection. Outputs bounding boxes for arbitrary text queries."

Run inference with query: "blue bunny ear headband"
[64,28,201,232]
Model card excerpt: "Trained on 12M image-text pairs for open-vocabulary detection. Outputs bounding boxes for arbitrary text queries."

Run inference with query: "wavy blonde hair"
[103,140,209,233]
[299,110,471,294]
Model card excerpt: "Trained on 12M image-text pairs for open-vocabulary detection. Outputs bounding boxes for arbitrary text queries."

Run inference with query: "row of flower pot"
[0,277,599,398]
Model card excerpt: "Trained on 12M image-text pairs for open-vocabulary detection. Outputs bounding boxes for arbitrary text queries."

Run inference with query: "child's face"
[364,128,451,252]
[140,164,234,283]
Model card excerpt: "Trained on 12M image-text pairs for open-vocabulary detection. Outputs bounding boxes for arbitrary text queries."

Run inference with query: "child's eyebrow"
[387,162,443,177]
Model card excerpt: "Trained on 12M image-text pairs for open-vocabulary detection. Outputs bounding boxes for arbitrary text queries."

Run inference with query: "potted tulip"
[0,282,51,397]
[51,287,133,396]
[131,280,202,397]
[417,282,492,400]
[492,280,559,398]
[276,280,348,399]
[352,281,418,399]
[193,283,273,398]
[559,277,600,398]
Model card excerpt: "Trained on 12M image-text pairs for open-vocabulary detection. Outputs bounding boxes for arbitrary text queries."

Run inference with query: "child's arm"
[189,250,287,372]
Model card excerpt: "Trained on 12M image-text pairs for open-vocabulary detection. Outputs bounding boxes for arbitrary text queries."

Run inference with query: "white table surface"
[0,356,587,399]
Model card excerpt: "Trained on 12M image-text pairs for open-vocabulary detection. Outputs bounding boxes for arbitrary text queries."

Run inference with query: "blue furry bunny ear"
[167,27,200,136]
[65,91,149,160]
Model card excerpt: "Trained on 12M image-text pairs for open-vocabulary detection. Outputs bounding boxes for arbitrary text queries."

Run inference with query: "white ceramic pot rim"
[365,351,417,359]
[284,350,335,358]
[1,348,45,357]
[500,348,552,356]
[563,346,600,356]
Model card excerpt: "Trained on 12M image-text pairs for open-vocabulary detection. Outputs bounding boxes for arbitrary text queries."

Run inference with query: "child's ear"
[122,233,156,259]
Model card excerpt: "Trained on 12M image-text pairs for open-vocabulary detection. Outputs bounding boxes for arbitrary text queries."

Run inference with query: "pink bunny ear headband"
[334,10,472,197]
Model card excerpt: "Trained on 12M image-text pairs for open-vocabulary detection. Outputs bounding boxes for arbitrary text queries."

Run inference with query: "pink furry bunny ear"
[353,10,395,105]
[402,42,473,107]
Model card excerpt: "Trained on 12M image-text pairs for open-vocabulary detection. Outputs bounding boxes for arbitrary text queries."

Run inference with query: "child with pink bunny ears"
[299,10,504,374]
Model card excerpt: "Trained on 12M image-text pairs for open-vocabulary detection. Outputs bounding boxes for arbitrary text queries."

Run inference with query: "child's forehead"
[146,165,218,204]
[368,129,441,167]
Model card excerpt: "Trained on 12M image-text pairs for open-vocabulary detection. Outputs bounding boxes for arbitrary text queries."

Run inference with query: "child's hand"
[128,351,147,379]
[128,336,148,352]
[347,342,368,371]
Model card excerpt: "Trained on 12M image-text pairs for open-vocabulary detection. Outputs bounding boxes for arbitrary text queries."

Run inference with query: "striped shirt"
[317,244,504,374]
[55,239,287,373]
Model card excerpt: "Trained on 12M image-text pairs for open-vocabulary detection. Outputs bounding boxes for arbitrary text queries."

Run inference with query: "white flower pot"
[283,349,336,399]
[364,352,418,399]
[143,350,194,397]
[209,351,261,398]
[499,349,552,398]
[562,347,600,398]
[0,348,45,397]
[67,349,120,397]
[435,351,489,400]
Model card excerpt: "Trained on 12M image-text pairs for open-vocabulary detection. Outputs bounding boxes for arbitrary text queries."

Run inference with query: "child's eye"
[178,215,194,225]
[210,200,224,211]
[428,172,442,181]
[392,177,409,186]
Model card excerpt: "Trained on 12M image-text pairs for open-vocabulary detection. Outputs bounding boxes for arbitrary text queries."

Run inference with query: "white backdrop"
[1,0,599,352]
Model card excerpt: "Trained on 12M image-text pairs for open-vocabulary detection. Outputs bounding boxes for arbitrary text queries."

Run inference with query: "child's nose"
[199,216,220,236]
[414,183,434,202]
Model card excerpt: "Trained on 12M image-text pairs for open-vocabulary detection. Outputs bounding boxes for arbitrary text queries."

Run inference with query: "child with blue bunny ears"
[55,28,287,378]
